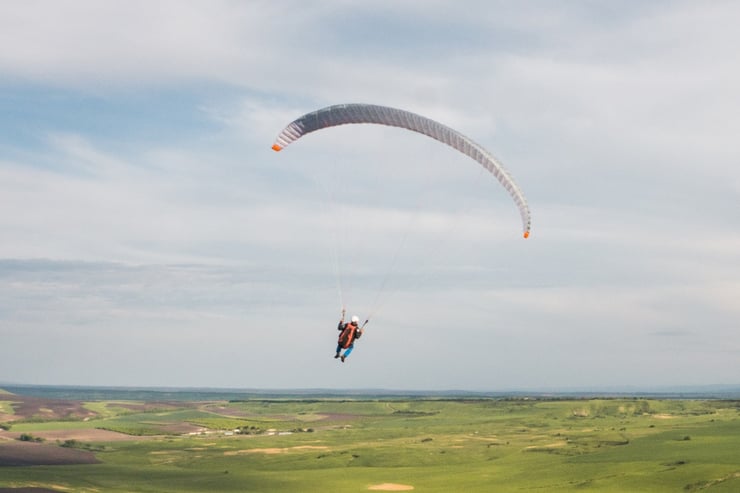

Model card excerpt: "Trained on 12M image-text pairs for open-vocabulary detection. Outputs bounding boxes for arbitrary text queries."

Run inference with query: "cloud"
[1,1,739,389]
[0,1,271,86]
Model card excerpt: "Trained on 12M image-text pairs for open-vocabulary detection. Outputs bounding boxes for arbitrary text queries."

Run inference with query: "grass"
[0,401,15,415]
[1,398,739,492]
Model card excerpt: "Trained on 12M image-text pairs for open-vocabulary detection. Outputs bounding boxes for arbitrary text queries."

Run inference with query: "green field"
[1,395,739,492]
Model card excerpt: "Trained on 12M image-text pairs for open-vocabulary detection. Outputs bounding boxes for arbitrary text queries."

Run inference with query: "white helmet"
[351,315,360,324]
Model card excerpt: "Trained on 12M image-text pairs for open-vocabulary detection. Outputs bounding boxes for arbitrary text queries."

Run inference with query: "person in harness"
[335,309,365,362]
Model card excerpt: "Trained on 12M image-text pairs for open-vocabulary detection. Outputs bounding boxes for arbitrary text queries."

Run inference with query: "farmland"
[1,388,739,492]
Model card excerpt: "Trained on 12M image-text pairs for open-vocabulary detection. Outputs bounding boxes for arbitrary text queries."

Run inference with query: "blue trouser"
[336,343,354,357]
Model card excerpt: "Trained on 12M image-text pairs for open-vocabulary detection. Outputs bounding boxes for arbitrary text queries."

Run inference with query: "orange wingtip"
[271,144,282,151]
[523,231,530,239]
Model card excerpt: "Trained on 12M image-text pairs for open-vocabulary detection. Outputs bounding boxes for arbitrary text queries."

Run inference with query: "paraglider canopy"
[272,103,531,238]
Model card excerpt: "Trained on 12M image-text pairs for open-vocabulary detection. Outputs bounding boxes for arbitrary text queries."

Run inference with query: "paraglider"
[335,309,366,363]
[272,103,531,238]
[272,103,532,362]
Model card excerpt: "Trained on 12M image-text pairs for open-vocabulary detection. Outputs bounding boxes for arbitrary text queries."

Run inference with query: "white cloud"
[1,1,739,389]
[0,1,273,85]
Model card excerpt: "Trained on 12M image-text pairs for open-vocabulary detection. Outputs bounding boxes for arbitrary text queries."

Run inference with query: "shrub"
[19,433,44,442]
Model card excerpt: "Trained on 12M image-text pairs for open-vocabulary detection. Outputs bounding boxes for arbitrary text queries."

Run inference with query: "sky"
[1,0,738,391]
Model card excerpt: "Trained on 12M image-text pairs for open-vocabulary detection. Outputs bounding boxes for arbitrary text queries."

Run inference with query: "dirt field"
[368,484,414,491]
[0,394,205,439]
[1,428,142,442]
[0,394,95,422]
[0,441,99,466]
[0,489,61,492]
[224,445,329,455]
[0,393,201,423]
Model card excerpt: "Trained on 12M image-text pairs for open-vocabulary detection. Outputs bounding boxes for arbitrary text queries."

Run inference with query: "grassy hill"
[1,394,739,492]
